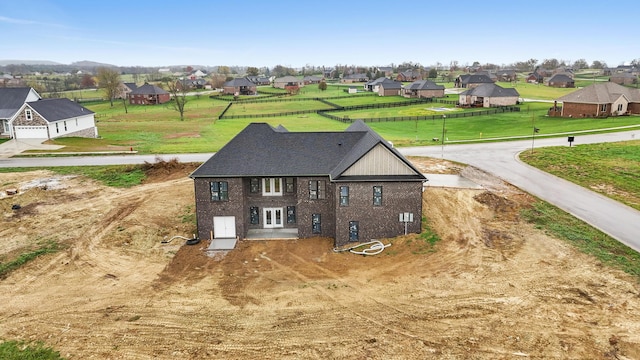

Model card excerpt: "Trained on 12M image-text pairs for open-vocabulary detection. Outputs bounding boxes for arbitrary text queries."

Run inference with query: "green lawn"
[520,140,640,211]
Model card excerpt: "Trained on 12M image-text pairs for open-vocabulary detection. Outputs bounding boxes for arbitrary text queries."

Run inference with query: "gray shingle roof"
[548,74,573,83]
[130,83,169,95]
[224,78,256,87]
[557,82,640,104]
[406,80,445,91]
[0,87,37,119]
[460,83,519,97]
[27,98,94,122]
[462,74,494,84]
[190,120,425,181]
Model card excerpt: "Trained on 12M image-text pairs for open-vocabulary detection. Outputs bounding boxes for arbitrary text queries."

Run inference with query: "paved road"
[400,130,640,252]
[2,130,639,252]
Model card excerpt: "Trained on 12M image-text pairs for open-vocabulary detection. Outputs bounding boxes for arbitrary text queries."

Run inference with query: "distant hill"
[0,59,62,66]
[70,60,117,68]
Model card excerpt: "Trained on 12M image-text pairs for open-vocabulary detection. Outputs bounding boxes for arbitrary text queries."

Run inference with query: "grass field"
[520,140,640,211]
[28,82,637,154]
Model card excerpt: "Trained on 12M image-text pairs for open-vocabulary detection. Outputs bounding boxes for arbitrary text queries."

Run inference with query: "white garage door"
[213,216,236,239]
[14,126,48,139]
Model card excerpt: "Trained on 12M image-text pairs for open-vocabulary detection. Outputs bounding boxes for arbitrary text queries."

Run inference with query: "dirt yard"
[1,157,639,359]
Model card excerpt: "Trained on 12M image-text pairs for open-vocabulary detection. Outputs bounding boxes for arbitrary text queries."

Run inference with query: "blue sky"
[1,0,638,68]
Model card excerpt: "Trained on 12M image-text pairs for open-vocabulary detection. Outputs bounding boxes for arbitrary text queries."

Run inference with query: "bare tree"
[166,80,188,121]
[96,67,121,107]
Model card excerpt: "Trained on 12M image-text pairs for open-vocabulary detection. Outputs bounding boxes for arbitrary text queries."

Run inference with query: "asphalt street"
[1,130,639,252]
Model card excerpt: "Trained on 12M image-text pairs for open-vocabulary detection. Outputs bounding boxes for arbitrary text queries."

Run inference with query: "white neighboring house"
[9,98,98,139]
[0,87,41,137]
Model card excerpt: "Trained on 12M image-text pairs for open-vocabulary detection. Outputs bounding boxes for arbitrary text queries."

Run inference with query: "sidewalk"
[0,139,64,158]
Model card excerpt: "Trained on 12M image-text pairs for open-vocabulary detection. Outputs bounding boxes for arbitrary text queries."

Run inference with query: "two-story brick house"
[190,121,427,249]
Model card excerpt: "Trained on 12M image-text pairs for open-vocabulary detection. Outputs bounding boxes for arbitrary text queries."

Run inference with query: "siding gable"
[342,143,416,176]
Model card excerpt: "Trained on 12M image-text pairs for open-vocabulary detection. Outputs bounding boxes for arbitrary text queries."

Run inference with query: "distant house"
[303,75,323,85]
[177,78,207,90]
[546,73,575,88]
[189,120,426,249]
[223,78,257,95]
[376,66,394,77]
[341,74,369,83]
[246,76,271,86]
[458,83,520,107]
[273,76,304,89]
[552,82,640,118]
[0,87,41,137]
[116,82,137,99]
[129,83,170,105]
[475,71,498,82]
[364,77,387,92]
[526,72,544,84]
[496,69,517,82]
[402,80,445,98]
[454,74,494,88]
[9,98,98,139]
[377,79,403,96]
[396,69,422,82]
[609,72,638,86]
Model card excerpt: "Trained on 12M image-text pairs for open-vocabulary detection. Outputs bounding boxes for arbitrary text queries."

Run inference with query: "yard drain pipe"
[161,234,200,245]
[333,240,391,256]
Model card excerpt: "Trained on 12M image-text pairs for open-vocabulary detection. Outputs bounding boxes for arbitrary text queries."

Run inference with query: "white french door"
[263,207,283,228]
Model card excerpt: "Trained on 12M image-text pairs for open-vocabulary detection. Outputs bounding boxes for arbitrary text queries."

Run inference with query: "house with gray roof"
[402,80,445,98]
[552,82,640,118]
[223,78,257,95]
[189,120,427,249]
[454,74,494,88]
[396,69,423,82]
[9,98,97,139]
[609,72,638,86]
[377,79,403,96]
[273,76,304,89]
[0,87,41,137]
[458,83,520,107]
[129,83,170,105]
[546,73,575,88]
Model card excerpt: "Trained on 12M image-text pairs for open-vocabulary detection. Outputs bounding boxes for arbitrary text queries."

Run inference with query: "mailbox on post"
[568,136,575,147]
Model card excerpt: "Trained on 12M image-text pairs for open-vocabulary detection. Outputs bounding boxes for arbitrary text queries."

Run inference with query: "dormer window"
[25,109,33,121]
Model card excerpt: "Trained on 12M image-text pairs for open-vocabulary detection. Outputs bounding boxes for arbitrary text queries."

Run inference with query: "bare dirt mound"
[1,159,639,359]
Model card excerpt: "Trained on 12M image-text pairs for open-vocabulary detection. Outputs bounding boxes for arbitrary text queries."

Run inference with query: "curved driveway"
[400,130,640,252]
[1,131,639,252]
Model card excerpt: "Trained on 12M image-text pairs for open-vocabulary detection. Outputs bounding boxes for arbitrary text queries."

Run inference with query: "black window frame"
[250,178,260,193]
[312,213,321,234]
[339,186,349,206]
[309,180,326,200]
[373,185,382,206]
[210,181,229,201]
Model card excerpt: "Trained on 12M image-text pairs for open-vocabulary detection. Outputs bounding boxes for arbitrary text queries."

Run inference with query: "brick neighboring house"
[458,83,520,107]
[303,75,323,85]
[546,73,575,88]
[0,87,41,137]
[341,74,369,83]
[496,69,517,82]
[189,121,427,249]
[9,98,98,139]
[364,77,387,92]
[454,74,494,88]
[223,78,257,95]
[609,72,638,85]
[273,76,304,91]
[116,82,137,100]
[402,80,445,98]
[551,82,640,118]
[526,72,544,84]
[377,79,403,96]
[129,83,170,105]
[246,76,271,86]
[396,69,423,82]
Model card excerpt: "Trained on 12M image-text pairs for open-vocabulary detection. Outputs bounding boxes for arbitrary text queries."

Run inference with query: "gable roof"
[273,75,301,83]
[462,74,494,84]
[190,120,425,181]
[122,82,138,91]
[379,79,402,90]
[557,82,640,104]
[130,83,169,95]
[460,83,519,98]
[548,73,574,83]
[405,80,445,91]
[0,87,41,119]
[224,78,256,87]
[26,98,94,122]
